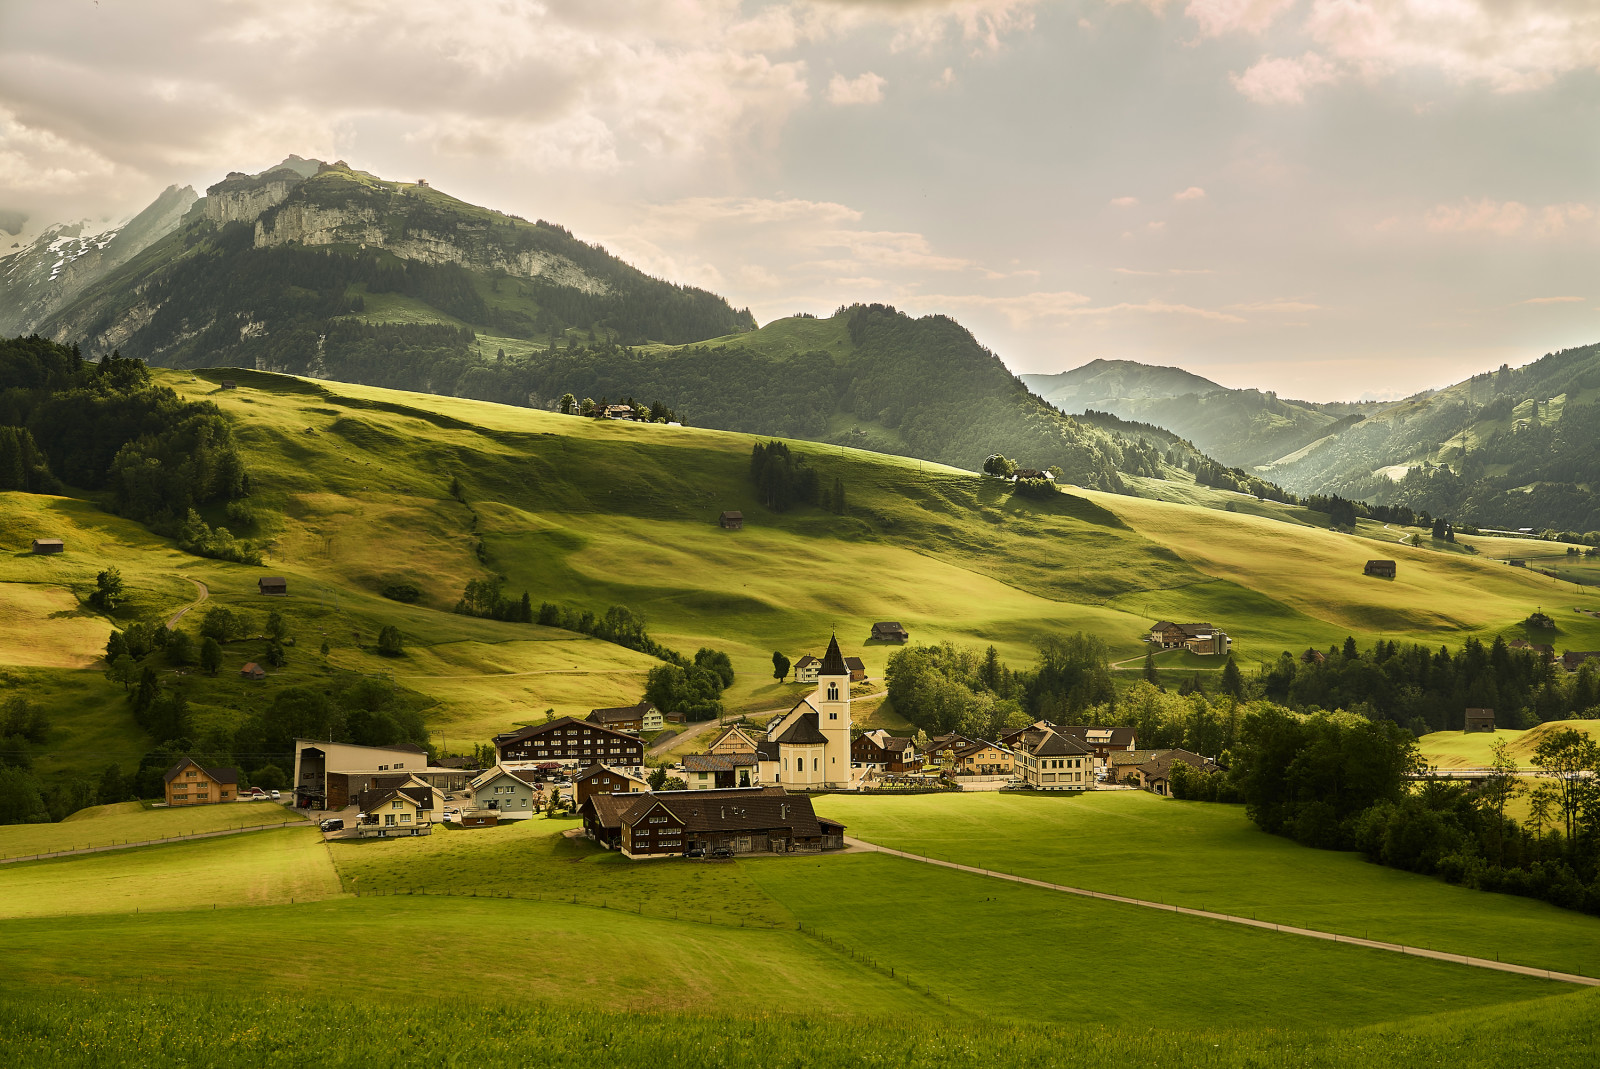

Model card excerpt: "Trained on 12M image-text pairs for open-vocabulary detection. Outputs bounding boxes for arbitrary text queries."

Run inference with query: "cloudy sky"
[2,1,1597,399]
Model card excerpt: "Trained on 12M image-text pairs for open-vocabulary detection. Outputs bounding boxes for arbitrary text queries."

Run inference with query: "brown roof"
[162,758,240,785]
[819,634,849,676]
[683,753,760,772]
[356,785,434,815]
[843,656,866,673]
[870,621,908,636]
[576,762,646,785]
[496,716,639,747]
[623,788,837,838]
[1138,749,1219,779]
[1465,708,1495,723]
[588,702,654,725]
[775,711,828,745]
[1023,730,1090,758]
[1109,749,1167,767]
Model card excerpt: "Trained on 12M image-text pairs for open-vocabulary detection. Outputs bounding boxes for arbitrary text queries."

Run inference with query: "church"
[756,635,857,790]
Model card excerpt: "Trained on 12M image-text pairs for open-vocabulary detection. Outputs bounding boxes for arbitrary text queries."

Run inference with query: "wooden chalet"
[1364,560,1397,579]
[843,656,868,683]
[869,621,909,644]
[494,716,645,770]
[683,752,759,789]
[586,702,658,734]
[1464,708,1496,734]
[30,538,64,555]
[163,758,240,806]
[258,576,288,595]
[580,787,845,858]
[1561,651,1600,673]
[574,762,648,806]
[718,511,744,530]
[1147,621,1231,656]
[355,785,434,836]
[706,724,760,756]
[851,729,916,773]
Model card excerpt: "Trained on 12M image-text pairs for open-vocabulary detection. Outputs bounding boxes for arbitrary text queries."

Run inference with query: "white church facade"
[756,635,857,790]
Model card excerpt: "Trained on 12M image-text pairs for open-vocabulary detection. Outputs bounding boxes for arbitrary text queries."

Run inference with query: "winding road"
[166,578,210,629]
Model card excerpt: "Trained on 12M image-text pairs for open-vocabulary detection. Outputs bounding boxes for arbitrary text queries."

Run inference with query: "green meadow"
[1418,722,1600,770]
[0,799,301,859]
[816,791,1600,977]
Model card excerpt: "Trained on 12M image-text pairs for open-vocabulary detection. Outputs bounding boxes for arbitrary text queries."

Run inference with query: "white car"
[270,789,281,801]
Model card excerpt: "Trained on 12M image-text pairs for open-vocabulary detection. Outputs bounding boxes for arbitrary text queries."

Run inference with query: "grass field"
[0,800,303,859]
[815,791,1600,977]
[1418,722,1600,769]
[0,827,339,918]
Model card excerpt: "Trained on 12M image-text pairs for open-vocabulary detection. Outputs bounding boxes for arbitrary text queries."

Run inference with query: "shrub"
[381,582,421,603]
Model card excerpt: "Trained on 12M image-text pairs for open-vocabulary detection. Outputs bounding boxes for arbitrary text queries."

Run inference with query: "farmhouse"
[240,662,266,680]
[495,716,645,773]
[468,764,544,816]
[852,729,917,774]
[586,702,659,734]
[1364,560,1397,579]
[1136,749,1220,796]
[574,763,649,805]
[1509,639,1555,657]
[1561,651,1600,672]
[325,770,446,813]
[1464,708,1496,734]
[752,635,857,789]
[581,786,845,858]
[949,739,1015,776]
[1003,721,1136,771]
[869,621,910,643]
[1012,728,1093,790]
[292,738,433,809]
[258,577,288,595]
[30,538,63,554]
[718,511,744,530]
[683,752,759,789]
[1148,621,1231,656]
[600,404,636,420]
[163,758,239,806]
[793,655,822,684]
[922,733,978,772]
[1108,749,1167,785]
[844,656,868,683]
[355,785,433,836]
[706,724,760,756]
[1301,648,1328,665]
[220,380,237,389]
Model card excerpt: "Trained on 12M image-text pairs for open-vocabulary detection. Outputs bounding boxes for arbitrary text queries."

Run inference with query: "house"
[683,752,760,790]
[844,656,868,683]
[291,738,434,809]
[1013,728,1093,790]
[1108,749,1167,785]
[1509,639,1555,657]
[355,785,433,836]
[869,622,909,644]
[1364,560,1397,579]
[793,655,822,684]
[586,702,659,734]
[1001,722,1136,772]
[574,762,649,805]
[163,758,240,806]
[751,635,858,790]
[220,380,237,389]
[580,786,845,857]
[1561,651,1600,673]
[258,576,287,595]
[1147,621,1231,656]
[494,716,645,773]
[706,724,761,756]
[600,404,636,420]
[468,764,545,817]
[241,662,266,680]
[949,739,1015,777]
[851,730,916,774]
[1464,708,1496,734]
[325,770,446,812]
[922,733,977,772]
[1136,749,1219,796]
[1301,648,1327,665]
[718,511,744,530]
[30,538,63,555]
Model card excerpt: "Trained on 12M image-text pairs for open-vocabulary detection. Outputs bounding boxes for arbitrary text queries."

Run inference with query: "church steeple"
[819,633,848,677]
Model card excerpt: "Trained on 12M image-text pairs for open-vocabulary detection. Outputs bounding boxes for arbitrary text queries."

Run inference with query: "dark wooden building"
[851,730,916,773]
[718,511,744,530]
[574,762,648,806]
[258,576,288,595]
[1364,560,1397,579]
[1464,708,1496,733]
[241,662,266,680]
[581,786,845,857]
[495,716,645,770]
[586,702,657,733]
[869,621,909,643]
[30,538,64,555]
[843,656,868,683]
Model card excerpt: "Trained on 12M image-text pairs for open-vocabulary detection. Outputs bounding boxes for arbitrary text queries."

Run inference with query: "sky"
[1,0,1597,401]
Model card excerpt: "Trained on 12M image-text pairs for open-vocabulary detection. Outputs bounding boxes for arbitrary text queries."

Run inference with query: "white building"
[756,636,857,790]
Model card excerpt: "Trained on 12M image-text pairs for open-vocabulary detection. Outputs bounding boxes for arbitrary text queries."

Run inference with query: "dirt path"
[844,837,1598,988]
[166,578,210,629]
[0,818,313,865]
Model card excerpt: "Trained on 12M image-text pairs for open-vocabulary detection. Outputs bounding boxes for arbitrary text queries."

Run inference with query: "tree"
[662,777,687,791]
[772,651,791,683]
[107,654,139,691]
[253,764,288,790]
[265,611,288,643]
[983,454,1017,478]
[1531,727,1599,846]
[200,606,240,643]
[105,630,128,664]
[1479,739,1520,865]
[319,638,330,657]
[559,392,577,414]
[199,637,222,676]
[1143,649,1159,686]
[90,567,124,611]
[166,630,195,667]
[648,765,668,790]
[832,476,846,515]
[97,763,128,805]
[1220,654,1243,699]
[377,625,404,657]
[694,648,735,690]
[264,639,287,668]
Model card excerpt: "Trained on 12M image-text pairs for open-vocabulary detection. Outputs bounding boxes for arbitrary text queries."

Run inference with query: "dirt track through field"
[846,836,1600,988]
[166,578,210,628]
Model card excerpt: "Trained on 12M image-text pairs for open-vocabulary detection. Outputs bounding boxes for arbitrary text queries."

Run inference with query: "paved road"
[0,818,313,865]
[845,836,1599,988]
[166,578,210,629]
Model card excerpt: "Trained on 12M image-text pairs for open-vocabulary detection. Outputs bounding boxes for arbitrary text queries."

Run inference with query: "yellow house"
[355,786,434,836]
[163,758,240,806]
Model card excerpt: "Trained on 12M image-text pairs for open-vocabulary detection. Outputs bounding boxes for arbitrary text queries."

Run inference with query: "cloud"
[1225,299,1322,312]
[827,71,887,104]
[1522,296,1585,305]
[919,290,1245,326]
[1110,195,1139,207]
[1173,186,1206,201]
[1425,198,1530,236]
[1231,52,1339,104]
[1182,0,1296,38]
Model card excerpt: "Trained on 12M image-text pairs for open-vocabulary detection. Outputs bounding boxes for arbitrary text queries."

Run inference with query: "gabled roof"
[496,716,640,747]
[1026,730,1091,758]
[683,752,760,771]
[1138,749,1218,779]
[1053,724,1136,749]
[843,656,866,673]
[794,655,821,669]
[953,739,1010,759]
[470,765,543,791]
[588,702,654,725]
[775,711,828,746]
[819,634,849,676]
[576,762,648,785]
[356,785,434,815]
[163,757,240,785]
[1109,749,1168,767]
[615,787,836,838]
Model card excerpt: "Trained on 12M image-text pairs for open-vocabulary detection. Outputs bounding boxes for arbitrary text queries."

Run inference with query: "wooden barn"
[258,576,288,595]
[869,621,910,644]
[1364,560,1397,579]
[30,539,64,554]
[718,511,744,530]
[1464,708,1495,733]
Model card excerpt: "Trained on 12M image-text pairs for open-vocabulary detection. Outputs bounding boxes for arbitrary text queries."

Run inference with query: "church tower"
[815,634,854,787]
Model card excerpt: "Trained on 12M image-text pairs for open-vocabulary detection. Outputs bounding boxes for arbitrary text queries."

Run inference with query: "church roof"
[819,634,849,676]
[776,711,829,745]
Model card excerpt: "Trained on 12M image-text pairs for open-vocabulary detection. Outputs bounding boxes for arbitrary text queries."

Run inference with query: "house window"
[395,762,404,769]
[400,814,412,823]
[186,770,197,778]
[385,814,396,825]
[393,800,403,808]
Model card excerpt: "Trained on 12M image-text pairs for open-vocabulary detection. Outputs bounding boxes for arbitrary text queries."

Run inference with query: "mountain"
[5,158,1268,495]
[1023,359,1377,470]
[0,183,197,337]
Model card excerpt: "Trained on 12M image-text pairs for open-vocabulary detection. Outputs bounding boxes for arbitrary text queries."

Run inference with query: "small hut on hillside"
[1464,708,1495,734]
[30,539,64,555]
[718,511,744,530]
[1364,560,1397,579]
[258,577,287,595]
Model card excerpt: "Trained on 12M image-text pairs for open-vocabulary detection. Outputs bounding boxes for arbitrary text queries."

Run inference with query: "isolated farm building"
[718,511,744,530]
[581,786,844,857]
[600,404,636,420]
[163,758,240,806]
[1561,651,1600,673]
[869,621,910,643]
[258,576,288,595]
[1301,648,1328,665]
[30,538,63,554]
[1364,560,1397,579]
[494,717,645,773]
[574,762,649,806]
[1509,639,1555,657]
[220,380,237,390]
[792,654,822,684]
[844,656,868,682]
[852,730,917,774]
[1148,621,1231,656]
[355,785,434,836]
[1013,728,1092,790]
[1136,749,1219,796]
[1464,708,1496,734]
[291,738,434,809]
[683,752,759,790]
[240,662,266,680]
[1013,468,1052,481]
[586,702,659,734]
[468,764,545,817]
[706,724,761,756]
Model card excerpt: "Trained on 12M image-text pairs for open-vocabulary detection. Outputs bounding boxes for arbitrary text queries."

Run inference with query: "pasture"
[1417,722,1600,770]
[816,791,1600,976]
[0,799,303,860]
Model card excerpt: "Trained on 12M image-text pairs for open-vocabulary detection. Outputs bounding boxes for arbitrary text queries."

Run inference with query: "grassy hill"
[4,363,1598,797]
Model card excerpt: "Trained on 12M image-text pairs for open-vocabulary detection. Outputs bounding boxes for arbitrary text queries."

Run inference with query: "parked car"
[319,818,344,832]
[248,787,266,798]
[708,844,733,859]
[270,790,281,801]
[685,845,706,859]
